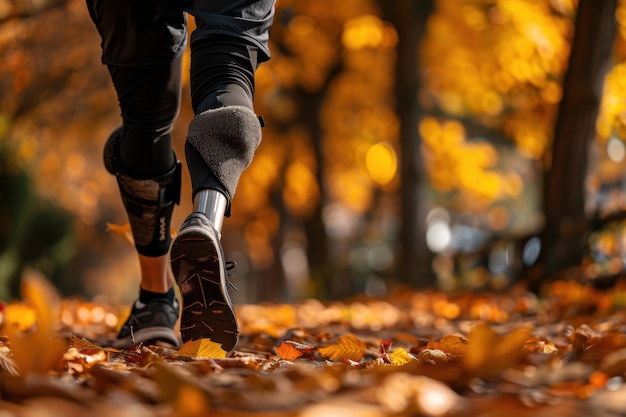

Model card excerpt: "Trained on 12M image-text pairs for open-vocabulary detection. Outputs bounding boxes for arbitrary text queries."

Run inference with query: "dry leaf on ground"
[318,333,367,362]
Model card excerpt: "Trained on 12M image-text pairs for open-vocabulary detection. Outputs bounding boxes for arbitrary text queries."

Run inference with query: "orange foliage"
[4,0,626,304]
[422,0,574,160]
[419,116,522,210]
[418,0,578,213]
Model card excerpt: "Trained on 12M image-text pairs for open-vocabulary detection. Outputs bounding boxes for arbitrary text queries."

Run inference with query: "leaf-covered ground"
[1,273,626,417]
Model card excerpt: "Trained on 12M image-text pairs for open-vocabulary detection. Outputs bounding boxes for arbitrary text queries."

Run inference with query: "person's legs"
[185,0,273,223]
[170,0,274,352]
[86,0,186,347]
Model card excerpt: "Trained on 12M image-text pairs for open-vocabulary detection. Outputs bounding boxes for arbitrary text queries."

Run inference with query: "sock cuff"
[139,287,176,303]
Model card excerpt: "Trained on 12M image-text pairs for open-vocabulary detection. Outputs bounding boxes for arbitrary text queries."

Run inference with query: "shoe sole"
[111,326,180,349]
[170,225,239,352]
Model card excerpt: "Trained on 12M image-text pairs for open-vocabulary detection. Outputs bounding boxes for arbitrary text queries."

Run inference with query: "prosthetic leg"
[170,105,262,352]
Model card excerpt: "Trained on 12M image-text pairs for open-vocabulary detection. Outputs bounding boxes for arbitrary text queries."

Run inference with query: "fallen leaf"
[388,348,415,366]
[21,269,61,333]
[318,333,366,362]
[464,323,530,378]
[151,361,215,407]
[106,222,134,245]
[523,337,559,355]
[379,339,393,363]
[63,347,107,374]
[179,339,227,359]
[69,334,116,351]
[89,362,161,403]
[4,270,68,374]
[426,335,468,359]
[416,349,449,365]
[275,340,315,360]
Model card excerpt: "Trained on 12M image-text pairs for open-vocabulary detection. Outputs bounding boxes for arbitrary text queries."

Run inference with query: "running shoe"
[112,295,180,349]
[170,213,239,352]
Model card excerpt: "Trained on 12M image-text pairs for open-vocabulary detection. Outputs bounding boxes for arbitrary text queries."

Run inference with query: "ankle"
[138,253,172,293]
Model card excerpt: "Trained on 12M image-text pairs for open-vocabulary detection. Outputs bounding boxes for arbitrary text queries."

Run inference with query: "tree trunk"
[538,0,617,278]
[381,0,435,288]
[298,86,334,299]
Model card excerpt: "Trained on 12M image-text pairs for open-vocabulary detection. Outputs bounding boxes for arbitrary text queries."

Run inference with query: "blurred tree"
[415,0,604,290]
[534,0,618,283]
[380,0,435,288]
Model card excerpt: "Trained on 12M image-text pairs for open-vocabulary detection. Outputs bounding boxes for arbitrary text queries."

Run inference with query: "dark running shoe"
[111,296,181,349]
[170,213,239,352]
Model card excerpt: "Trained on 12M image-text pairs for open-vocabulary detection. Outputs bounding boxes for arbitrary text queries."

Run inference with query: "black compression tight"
[107,37,258,193]
[190,37,258,113]
[107,57,182,179]
[188,37,260,199]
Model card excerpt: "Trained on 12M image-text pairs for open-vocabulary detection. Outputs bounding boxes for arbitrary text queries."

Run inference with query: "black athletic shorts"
[85,0,274,67]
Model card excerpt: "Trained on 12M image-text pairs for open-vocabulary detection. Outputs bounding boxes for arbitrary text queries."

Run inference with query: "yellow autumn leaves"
[274,324,532,379]
[274,334,411,364]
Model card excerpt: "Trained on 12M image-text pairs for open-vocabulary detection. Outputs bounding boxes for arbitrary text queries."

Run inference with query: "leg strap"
[104,127,181,256]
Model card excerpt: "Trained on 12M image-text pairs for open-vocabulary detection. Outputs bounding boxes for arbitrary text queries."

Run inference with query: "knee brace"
[104,127,181,257]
